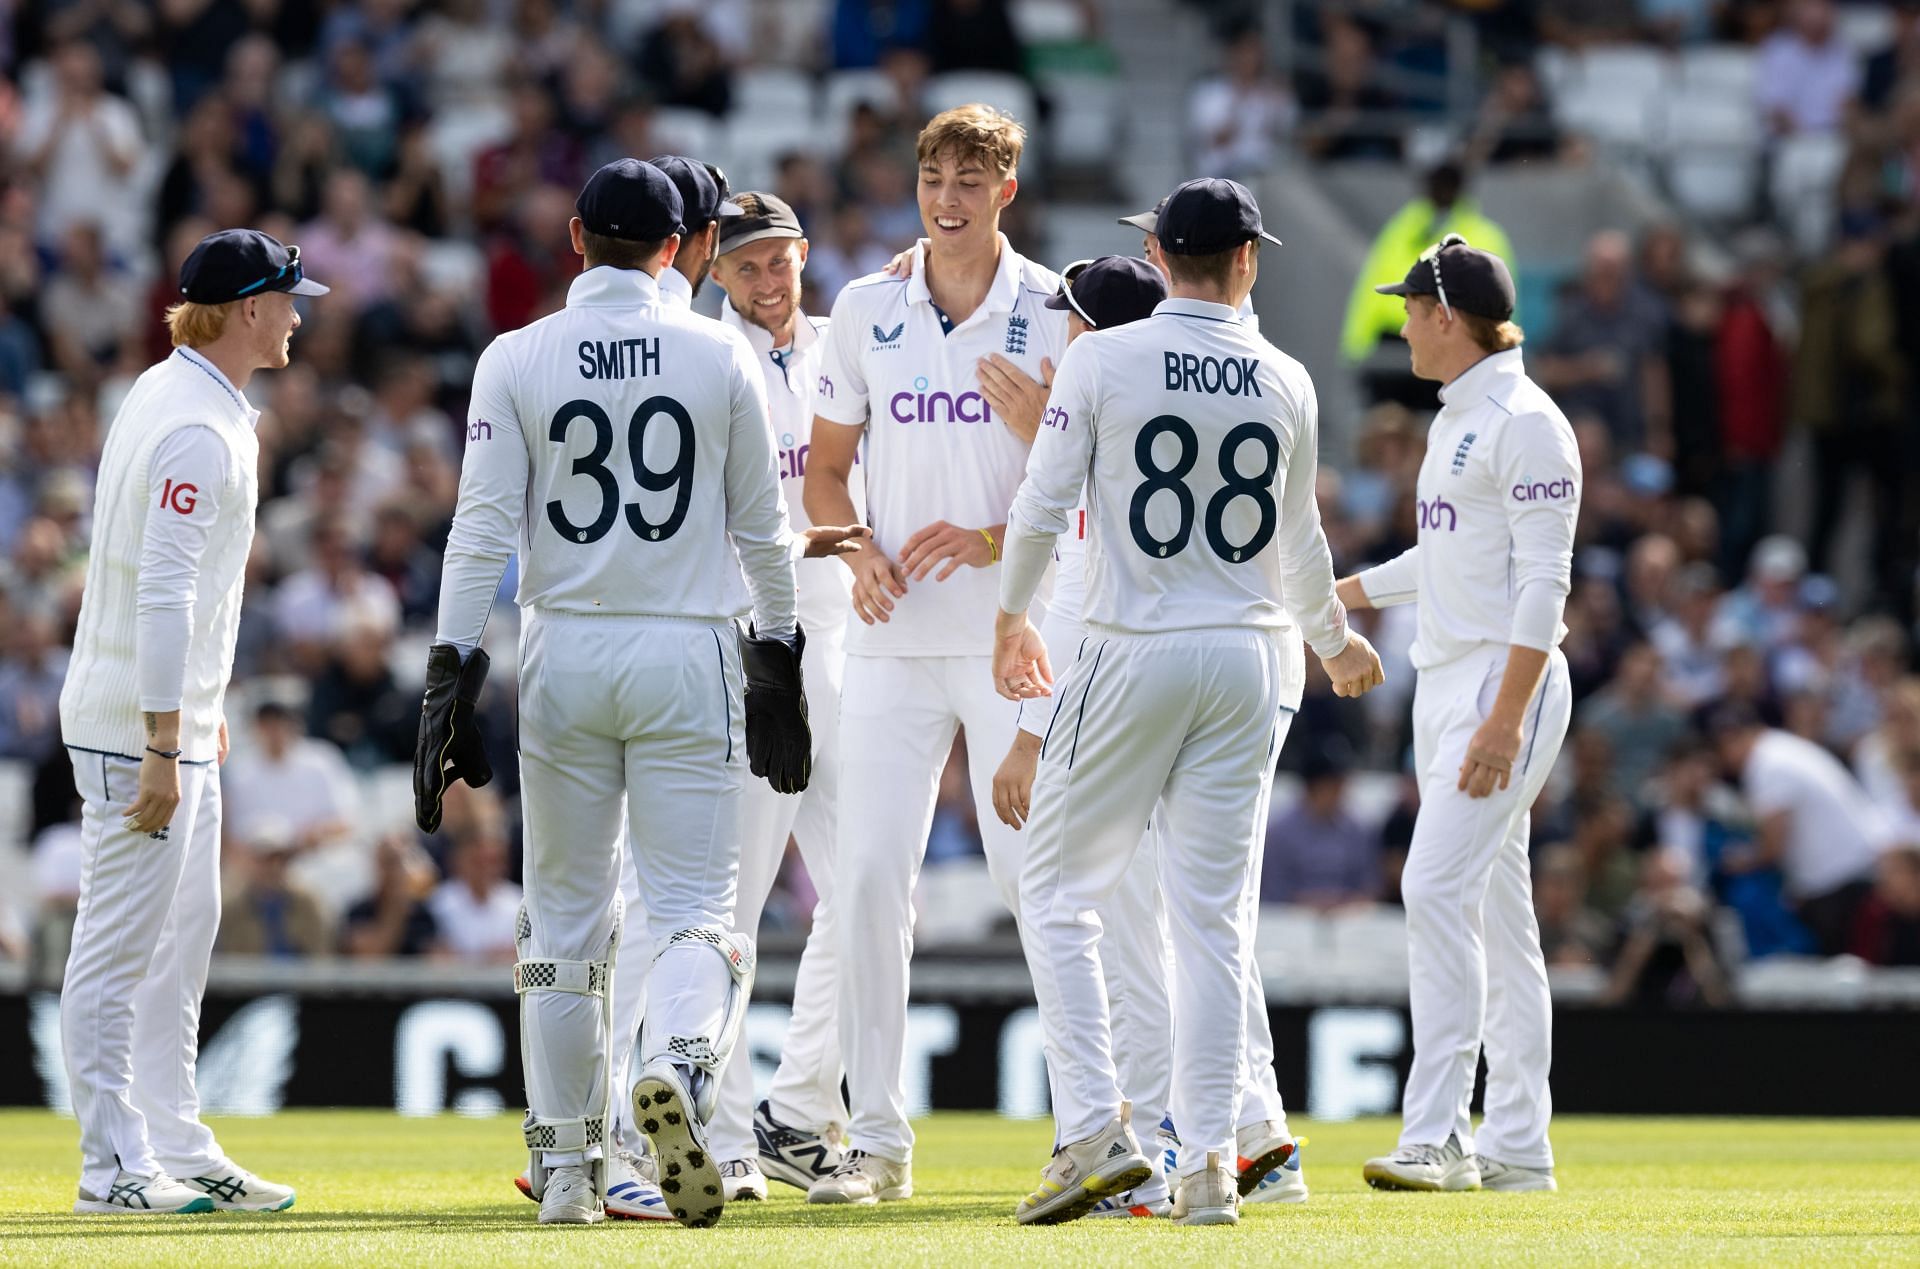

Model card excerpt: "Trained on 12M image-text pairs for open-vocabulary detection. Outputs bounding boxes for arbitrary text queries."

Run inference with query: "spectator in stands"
[319,35,404,178]
[1340,161,1516,366]
[636,3,735,117]
[472,79,583,234]
[428,820,522,964]
[831,0,932,70]
[1534,844,1611,967]
[4,516,79,623]
[1715,231,1792,578]
[1188,26,1298,180]
[42,221,139,382]
[216,827,333,959]
[1539,230,1673,457]
[1262,739,1380,908]
[1710,703,1886,955]
[1756,0,1859,136]
[0,613,67,763]
[1855,677,1920,818]
[1570,792,1643,924]
[1717,534,1806,655]
[1577,641,1689,805]
[1463,61,1560,166]
[14,39,142,257]
[271,516,402,674]
[1650,563,1729,709]
[413,0,515,115]
[306,608,415,769]
[341,835,441,958]
[1297,14,1401,162]
[927,0,1025,74]
[1603,851,1732,1008]
[271,114,338,224]
[221,699,358,855]
[485,183,579,333]
[367,502,443,625]
[382,121,452,240]
[156,95,245,248]
[1851,845,1920,965]
[298,168,400,316]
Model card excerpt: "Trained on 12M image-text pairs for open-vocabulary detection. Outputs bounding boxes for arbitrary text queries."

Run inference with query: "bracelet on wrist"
[145,745,182,760]
[978,527,999,562]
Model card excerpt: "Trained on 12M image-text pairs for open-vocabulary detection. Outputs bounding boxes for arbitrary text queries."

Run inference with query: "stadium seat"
[724,110,828,192]
[923,72,1039,131]
[1661,92,1761,220]
[428,102,513,202]
[822,68,902,152]
[1679,45,1758,99]
[735,67,818,123]
[1770,132,1847,254]
[1554,85,1656,148]
[650,108,728,172]
[1041,71,1119,167]
[1579,47,1676,103]
[1011,0,1088,45]
[420,240,486,297]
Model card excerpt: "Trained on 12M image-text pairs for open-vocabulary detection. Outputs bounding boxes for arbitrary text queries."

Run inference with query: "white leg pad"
[516,897,622,1199]
[646,926,755,1122]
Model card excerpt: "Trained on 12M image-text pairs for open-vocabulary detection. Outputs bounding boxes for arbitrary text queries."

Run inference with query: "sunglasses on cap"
[1417,233,1470,320]
[236,243,305,298]
[1056,258,1098,326]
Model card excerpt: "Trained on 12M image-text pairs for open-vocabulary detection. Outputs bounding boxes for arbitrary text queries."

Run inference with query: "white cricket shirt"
[813,234,1066,656]
[436,265,796,645]
[720,300,863,639]
[1743,728,1885,899]
[1002,298,1347,657]
[1354,349,1580,669]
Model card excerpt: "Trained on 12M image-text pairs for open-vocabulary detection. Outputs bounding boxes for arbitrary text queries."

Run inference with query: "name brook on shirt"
[1164,352,1262,397]
[577,337,662,380]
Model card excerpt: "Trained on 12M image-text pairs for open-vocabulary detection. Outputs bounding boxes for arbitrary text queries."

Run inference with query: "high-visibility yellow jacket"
[1341,198,1517,362]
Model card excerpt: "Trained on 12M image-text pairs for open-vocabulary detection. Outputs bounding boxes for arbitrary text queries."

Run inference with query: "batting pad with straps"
[648,925,756,1122]
[515,896,621,1198]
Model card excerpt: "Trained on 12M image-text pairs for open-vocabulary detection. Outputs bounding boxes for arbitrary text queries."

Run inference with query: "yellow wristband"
[979,527,999,562]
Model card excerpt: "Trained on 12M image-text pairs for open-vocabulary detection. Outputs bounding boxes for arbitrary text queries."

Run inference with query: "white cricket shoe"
[633,1059,725,1228]
[721,1158,769,1201]
[606,1149,674,1220]
[754,1099,847,1190]
[74,1170,214,1214]
[538,1165,603,1224]
[1244,1135,1309,1204]
[806,1150,913,1205]
[178,1161,296,1211]
[1476,1155,1557,1193]
[1363,1134,1482,1192]
[1171,1150,1239,1226]
[1015,1116,1154,1225]
[1234,1120,1299,1196]
[1085,1164,1172,1218]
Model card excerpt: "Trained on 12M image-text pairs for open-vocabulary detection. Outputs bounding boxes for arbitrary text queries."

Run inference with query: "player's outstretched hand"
[992,730,1042,828]
[799,523,872,558]
[975,354,1054,446]
[741,624,812,794]
[124,749,181,836]
[1320,631,1385,698]
[842,535,907,623]
[414,643,493,832]
[992,609,1053,702]
[1458,714,1522,799]
[900,520,995,582]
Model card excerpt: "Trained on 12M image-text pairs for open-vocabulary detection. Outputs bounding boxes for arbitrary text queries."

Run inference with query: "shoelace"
[720,1161,756,1178]
[831,1149,875,1178]
[1394,1143,1448,1167]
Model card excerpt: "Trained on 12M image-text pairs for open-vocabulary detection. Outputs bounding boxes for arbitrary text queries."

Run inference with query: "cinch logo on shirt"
[1512,477,1576,502]
[817,373,834,399]
[1042,403,1070,431]
[871,321,905,351]
[1418,496,1458,531]
[468,418,492,441]
[889,376,992,424]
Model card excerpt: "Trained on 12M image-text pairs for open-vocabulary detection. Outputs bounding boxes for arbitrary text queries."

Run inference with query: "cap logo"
[734,193,767,216]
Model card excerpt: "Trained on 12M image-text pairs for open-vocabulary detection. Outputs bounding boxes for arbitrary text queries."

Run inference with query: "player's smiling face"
[918,151,1014,253]
[713,237,808,338]
[254,292,300,369]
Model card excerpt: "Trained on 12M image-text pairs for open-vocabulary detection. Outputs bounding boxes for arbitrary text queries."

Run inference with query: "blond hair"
[1463,313,1525,353]
[164,300,234,348]
[916,104,1026,176]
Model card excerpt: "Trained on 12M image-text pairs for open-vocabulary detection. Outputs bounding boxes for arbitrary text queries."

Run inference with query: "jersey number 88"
[1128,415,1279,562]
[546,396,694,545]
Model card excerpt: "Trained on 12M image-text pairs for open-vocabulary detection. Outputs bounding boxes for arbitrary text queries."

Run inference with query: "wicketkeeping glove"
[740,624,811,794]
[414,643,493,832]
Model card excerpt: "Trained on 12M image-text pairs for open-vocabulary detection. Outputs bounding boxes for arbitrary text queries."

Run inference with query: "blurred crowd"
[3,1,1920,1002]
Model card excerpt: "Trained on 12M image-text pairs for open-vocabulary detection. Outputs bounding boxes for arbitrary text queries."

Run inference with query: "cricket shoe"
[1363,1133,1482,1192]
[806,1150,913,1205]
[607,1149,675,1220]
[1084,1165,1172,1218]
[1476,1156,1557,1193]
[633,1059,725,1228]
[1234,1119,1300,1196]
[538,1165,602,1224]
[1245,1135,1309,1204]
[74,1170,214,1214]
[1170,1150,1238,1226]
[178,1161,296,1211]
[721,1158,769,1201]
[754,1099,847,1190]
[1015,1116,1154,1226]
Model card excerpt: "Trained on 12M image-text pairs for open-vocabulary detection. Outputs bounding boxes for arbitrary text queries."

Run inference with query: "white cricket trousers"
[61,749,226,1197]
[1020,628,1291,1177]
[517,611,745,1166]
[709,624,850,1161]
[836,653,1024,1163]
[1399,643,1571,1168]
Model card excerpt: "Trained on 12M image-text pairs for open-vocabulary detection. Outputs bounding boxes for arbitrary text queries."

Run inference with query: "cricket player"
[801,104,1067,1204]
[57,228,325,1215]
[1342,236,1577,1194]
[651,154,735,306]
[986,254,1305,1218]
[706,191,860,1199]
[417,159,839,1228]
[993,179,1382,1227]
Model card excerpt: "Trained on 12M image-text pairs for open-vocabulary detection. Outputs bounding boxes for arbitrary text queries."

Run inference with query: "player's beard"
[739,283,800,340]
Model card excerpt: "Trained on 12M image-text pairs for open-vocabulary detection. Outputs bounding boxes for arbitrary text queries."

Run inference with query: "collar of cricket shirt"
[905,231,1022,329]
[1153,297,1244,324]
[173,346,262,430]
[1437,346,1525,408]
[721,298,822,361]
[566,265,663,308]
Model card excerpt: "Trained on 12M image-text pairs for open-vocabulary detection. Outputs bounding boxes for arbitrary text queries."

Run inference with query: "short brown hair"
[164,300,234,348]
[582,230,671,271]
[1163,242,1255,291]
[916,104,1026,176]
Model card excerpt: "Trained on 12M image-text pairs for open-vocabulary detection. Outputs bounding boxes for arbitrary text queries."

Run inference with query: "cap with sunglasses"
[1045,255,1167,329]
[1154,178,1282,256]
[648,155,744,230]
[577,158,685,241]
[1374,233,1516,322]
[178,229,329,305]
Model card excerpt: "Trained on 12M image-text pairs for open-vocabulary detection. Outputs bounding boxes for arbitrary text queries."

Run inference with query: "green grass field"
[2,1111,1918,1265]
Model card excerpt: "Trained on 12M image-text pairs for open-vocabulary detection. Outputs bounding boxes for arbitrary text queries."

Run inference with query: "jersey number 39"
[1129,415,1279,562]
[546,396,694,545]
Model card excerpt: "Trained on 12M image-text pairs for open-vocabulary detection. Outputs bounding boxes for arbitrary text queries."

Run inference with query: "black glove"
[415,643,493,832]
[740,624,811,794]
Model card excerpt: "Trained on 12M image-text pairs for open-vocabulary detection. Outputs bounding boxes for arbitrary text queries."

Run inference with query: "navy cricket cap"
[1374,233,1516,322]
[576,159,684,241]
[1154,178,1282,256]
[1118,197,1166,234]
[648,155,743,230]
[1045,255,1167,329]
[717,191,805,254]
[178,229,329,304]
